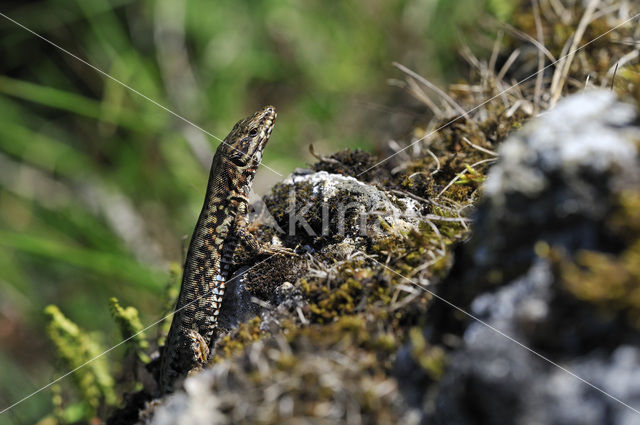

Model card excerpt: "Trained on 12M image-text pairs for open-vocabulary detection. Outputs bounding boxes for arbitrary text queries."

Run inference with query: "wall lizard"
[158,105,277,394]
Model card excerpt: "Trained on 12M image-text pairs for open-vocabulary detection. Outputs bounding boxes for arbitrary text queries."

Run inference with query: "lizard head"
[221,105,277,169]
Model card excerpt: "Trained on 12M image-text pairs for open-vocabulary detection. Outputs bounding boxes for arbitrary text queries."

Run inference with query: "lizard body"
[158,105,277,394]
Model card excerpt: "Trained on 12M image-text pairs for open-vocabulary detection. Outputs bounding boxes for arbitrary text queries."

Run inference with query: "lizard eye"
[249,128,258,137]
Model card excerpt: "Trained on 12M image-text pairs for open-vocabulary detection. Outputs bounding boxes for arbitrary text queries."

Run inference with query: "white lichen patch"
[484,90,639,204]
[285,171,422,241]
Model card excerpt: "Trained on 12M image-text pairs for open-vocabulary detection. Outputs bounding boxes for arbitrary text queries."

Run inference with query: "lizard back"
[159,106,277,393]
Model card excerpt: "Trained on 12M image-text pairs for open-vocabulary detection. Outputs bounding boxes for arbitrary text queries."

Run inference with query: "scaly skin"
[159,106,277,394]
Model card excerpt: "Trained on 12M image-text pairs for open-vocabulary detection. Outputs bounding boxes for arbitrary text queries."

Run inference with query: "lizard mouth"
[261,105,277,136]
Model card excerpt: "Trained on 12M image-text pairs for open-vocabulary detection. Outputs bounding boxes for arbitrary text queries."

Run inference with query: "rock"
[434,260,640,425]
[264,170,422,248]
[142,336,418,425]
[428,90,640,334]
[471,90,639,282]
[420,91,640,424]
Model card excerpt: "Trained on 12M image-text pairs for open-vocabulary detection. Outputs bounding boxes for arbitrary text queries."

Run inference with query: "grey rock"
[473,89,639,274]
[426,91,640,424]
[434,259,640,425]
[265,170,422,248]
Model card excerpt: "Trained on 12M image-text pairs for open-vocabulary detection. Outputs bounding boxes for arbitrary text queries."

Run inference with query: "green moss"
[371,234,405,256]
[615,65,640,105]
[557,191,640,329]
[561,246,640,326]
[454,163,486,186]
[409,327,447,381]
[202,313,406,420]
[373,333,398,353]
[275,352,298,371]
[287,315,399,357]
[213,317,263,361]
[310,278,363,321]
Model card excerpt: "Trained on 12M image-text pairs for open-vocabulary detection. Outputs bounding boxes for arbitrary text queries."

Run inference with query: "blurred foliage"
[0,0,509,422]
[42,299,149,423]
[44,305,116,420]
[108,297,149,363]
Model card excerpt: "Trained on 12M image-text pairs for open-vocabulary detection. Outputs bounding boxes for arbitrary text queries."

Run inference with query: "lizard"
[158,105,279,394]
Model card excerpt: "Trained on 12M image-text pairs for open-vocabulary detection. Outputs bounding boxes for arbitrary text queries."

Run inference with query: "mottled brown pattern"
[159,106,277,394]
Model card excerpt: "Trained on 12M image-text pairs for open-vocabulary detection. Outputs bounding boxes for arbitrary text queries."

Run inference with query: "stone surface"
[264,170,422,248]
[422,91,640,424]
[472,90,639,279]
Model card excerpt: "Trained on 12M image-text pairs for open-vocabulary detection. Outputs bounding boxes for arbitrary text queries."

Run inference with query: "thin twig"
[423,219,446,256]
[424,148,441,175]
[462,137,498,157]
[550,0,600,106]
[497,20,556,63]
[389,189,460,214]
[610,62,619,90]
[547,0,572,24]
[407,77,444,116]
[423,214,471,223]
[607,50,639,78]
[489,30,504,76]
[549,37,573,98]
[533,0,545,113]
[393,62,467,116]
[496,49,521,82]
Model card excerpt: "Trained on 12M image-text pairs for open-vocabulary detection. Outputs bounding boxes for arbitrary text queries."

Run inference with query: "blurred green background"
[0,0,510,422]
